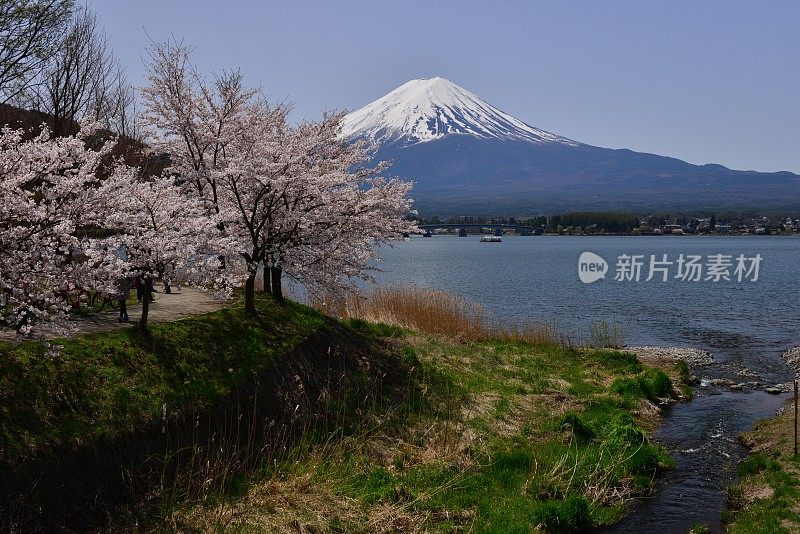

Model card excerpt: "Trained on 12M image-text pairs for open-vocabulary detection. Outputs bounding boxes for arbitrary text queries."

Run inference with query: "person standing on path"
[117,278,131,323]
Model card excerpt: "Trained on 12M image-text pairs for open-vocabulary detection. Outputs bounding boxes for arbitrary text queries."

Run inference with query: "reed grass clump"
[329,286,489,341]
[588,320,626,349]
[317,286,565,344]
[497,320,565,345]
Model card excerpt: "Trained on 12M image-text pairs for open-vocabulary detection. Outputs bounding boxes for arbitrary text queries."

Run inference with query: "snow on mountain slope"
[341,77,577,146]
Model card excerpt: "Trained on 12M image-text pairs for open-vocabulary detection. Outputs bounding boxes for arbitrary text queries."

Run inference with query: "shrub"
[588,321,626,348]
[638,369,674,401]
[533,496,592,533]
[611,370,674,402]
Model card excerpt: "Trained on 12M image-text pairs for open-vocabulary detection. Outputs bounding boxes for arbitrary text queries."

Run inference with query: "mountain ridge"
[343,78,800,215]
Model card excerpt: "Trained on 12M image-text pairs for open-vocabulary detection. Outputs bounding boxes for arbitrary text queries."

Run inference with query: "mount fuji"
[342,77,800,215]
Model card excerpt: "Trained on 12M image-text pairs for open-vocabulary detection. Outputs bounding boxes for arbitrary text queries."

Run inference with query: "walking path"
[0,286,231,340]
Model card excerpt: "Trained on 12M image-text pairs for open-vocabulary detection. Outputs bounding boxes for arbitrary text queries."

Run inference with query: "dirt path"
[0,286,231,340]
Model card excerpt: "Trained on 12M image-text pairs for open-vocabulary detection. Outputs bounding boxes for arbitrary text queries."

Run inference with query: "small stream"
[607,390,789,533]
[606,342,793,533]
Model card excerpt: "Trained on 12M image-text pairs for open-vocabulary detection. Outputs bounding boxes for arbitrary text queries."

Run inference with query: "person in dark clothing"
[118,279,130,323]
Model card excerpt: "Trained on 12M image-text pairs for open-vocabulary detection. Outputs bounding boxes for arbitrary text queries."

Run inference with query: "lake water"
[370,235,800,532]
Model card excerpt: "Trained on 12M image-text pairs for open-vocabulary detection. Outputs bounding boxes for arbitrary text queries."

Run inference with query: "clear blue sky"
[94,0,800,173]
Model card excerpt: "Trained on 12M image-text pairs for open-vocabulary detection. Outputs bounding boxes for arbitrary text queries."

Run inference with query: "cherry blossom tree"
[0,117,228,335]
[283,169,416,299]
[250,113,416,302]
[207,100,296,312]
[142,40,416,315]
[141,39,256,217]
[94,171,231,328]
[0,123,122,336]
[205,108,416,310]
[141,38,261,296]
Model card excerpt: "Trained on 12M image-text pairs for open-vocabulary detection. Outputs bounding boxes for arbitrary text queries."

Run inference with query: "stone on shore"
[624,346,713,366]
[783,347,800,373]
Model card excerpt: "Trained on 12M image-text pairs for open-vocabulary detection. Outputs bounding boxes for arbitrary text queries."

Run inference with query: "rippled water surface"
[370,235,800,532]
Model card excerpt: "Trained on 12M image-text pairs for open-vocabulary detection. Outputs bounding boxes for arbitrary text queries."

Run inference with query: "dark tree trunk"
[244,272,256,315]
[260,264,271,292]
[138,277,153,329]
[270,267,284,303]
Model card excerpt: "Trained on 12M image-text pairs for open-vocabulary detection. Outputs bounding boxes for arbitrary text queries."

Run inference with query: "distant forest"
[415,211,642,232]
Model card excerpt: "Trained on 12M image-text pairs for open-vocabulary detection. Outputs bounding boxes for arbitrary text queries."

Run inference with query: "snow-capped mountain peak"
[340,77,576,146]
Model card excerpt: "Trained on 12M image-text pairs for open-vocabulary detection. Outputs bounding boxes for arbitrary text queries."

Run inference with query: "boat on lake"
[480,235,502,242]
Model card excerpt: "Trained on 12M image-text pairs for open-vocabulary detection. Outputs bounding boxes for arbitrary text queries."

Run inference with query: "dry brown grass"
[170,430,471,533]
[317,286,488,341]
[495,320,564,345]
[172,470,374,532]
[316,286,563,345]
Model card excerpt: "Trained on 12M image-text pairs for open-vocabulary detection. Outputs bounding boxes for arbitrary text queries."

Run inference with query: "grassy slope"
[0,295,325,461]
[1,299,690,531]
[726,401,800,533]
[174,320,687,532]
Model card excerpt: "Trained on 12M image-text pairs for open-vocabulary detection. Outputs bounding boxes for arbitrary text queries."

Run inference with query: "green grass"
[610,368,675,403]
[332,341,673,531]
[1,298,684,531]
[738,453,781,477]
[0,293,325,460]
[182,338,680,531]
[675,359,694,398]
[726,412,800,532]
[728,459,800,533]
[343,317,406,339]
